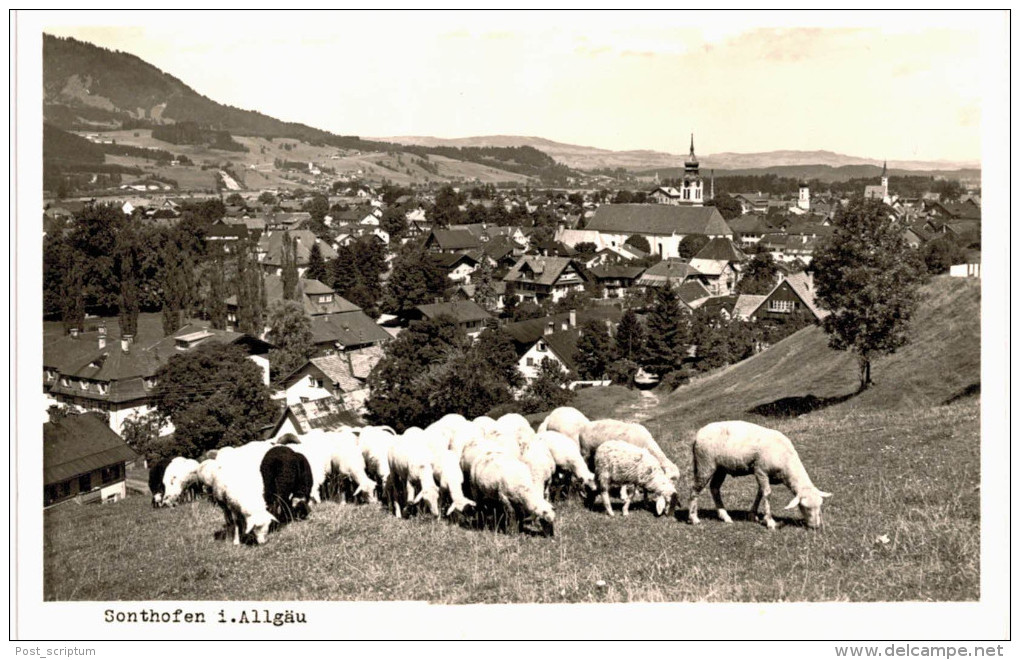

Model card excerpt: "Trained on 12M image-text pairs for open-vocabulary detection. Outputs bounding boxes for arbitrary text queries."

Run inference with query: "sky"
[41,10,996,164]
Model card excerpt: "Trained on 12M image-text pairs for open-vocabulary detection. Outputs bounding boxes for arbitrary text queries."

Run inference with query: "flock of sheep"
[148,407,832,546]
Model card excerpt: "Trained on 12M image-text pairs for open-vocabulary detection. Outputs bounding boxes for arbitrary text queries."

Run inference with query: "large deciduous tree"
[266,299,315,381]
[383,248,448,313]
[736,251,780,295]
[812,198,927,390]
[677,233,710,259]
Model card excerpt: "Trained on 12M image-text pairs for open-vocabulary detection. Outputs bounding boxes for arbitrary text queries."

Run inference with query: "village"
[41,135,982,508]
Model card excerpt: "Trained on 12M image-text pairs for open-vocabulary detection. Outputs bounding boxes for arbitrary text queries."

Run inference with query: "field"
[42,276,981,602]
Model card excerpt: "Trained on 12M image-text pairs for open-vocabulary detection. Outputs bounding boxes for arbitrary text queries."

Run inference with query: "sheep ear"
[353,484,364,496]
[784,495,801,510]
[818,490,832,498]
[244,518,255,534]
[446,503,457,517]
[655,497,667,517]
[411,491,424,504]
[464,498,476,510]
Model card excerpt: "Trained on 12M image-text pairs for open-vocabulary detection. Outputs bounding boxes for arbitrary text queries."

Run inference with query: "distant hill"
[379,135,979,176]
[641,164,982,184]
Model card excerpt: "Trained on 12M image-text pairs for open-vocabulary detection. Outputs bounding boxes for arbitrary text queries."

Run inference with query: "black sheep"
[148,457,173,508]
[260,445,313,526]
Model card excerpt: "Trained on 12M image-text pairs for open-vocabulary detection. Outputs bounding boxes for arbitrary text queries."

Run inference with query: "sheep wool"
[594,441,678,517]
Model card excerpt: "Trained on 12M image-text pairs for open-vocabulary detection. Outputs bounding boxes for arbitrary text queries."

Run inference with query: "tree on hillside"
[706,194,742,220]
[736,251,780,295]
[381,205,408,241]
[614,308,645,361]
[383,249,448,312]
[921,235,965,274]
[639,286,691,377]
[625,234,651,254]
[812,198,927,390]
[574,318,617,380]
[152,343,276,457]
[677,233,710,259]
[266,299,314,381]
[305,242,328,284]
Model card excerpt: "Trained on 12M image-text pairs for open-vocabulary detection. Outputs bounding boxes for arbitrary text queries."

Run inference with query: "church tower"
[880,160,889,198]
[798,181,810,211]
[681,134,704,207]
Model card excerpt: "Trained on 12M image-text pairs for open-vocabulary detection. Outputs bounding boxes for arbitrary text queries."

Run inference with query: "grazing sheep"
[470,451,556,536]
[536,430,598,498]
[537,407,589,445]
[459,436,516,480]
[260,445,313,524]
[430,448,476,517]
[321,429,377,503]
[493,413,536,450]
[286,438,335,504]
[518,435,557,501]
[593,441,678,517]
[579,419,681,481]
[359,426,397,503]
[427,414,482,456]
[207,451,277,545]
[148,457,173,508]
[387,435,441,518]
[160,457,202,506]
[689,421,832,530]
[472,415,498,438]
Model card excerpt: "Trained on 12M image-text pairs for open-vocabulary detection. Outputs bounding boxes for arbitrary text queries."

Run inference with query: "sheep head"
[785,488,831,529]
[413,487,441,518]
[245,511,278,545]
[446,497,476,518]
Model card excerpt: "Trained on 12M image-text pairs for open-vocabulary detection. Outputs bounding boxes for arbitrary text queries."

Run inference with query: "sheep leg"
[600,488,615,517]
[621,485,632,516]
[688,461,711,524]
[753,469,776,530]
[709,470,732,524]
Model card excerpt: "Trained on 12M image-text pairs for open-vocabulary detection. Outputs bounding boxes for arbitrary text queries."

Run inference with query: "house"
[265,212,312,231]
[502,308,624,384]
[204,223,251,253]
[554,228,607,251]
[688,237,747,295]
[530,238,576,258]
[406,300,493,338]
[747,272,829,323]
[636,258,702,290]
[649,186,683,205]
[275,353,374,416]
[430,251,481,283]
[675,280,714,310]
[731,294,768,321]
[732,193,770,215]
[726,214,770,247]
[588,265,645,299]
[452,281,507,310]
[268,398,361,439]
[44,413,138,508]
[504,256,588,304]
[423,228,482,253]
[480,236,520,270]
[226,276,361,327]
[308,310,393,355]
[44,325,273,437]
[584,204,732,260]
[258,230,338,277]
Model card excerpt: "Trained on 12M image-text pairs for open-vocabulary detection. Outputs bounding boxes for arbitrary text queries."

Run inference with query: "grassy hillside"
[42,276,981,603]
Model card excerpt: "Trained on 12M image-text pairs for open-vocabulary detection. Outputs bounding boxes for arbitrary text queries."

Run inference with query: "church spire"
[685,133,699,170]
[881,160,887,177]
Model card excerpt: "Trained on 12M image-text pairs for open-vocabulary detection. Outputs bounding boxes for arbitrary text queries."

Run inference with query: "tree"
[430,185,464,227]
[736,251,780,295]
[304,194,330,224]
[266,300,314,381]
[381,205,408,241]
[258,191,277,206]
[812,199,927,390]
[204,257,228,330]
[120,411,166,464]
[574,318,616,380]
[68,202,125,314]
[329,245,359,295]
[152,343,276,457]
[225,192,246,207]
[921,235,965,274]
[521,357,575,414]
[574,241,598,257]
[384,249,448,312]
[428,323,522,420]
[640,286,691,377]
[472,259,500,313]
[677,233,710,259]
[160,239,193,336]
[615,308,645,360]
[624,234,651,254]
[280,233,299,301]
[305,242,328,283]
[234,239,266,337]
[706,194,742,220]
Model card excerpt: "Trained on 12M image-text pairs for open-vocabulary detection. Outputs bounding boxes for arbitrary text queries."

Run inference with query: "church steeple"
[685,133,699,170]
[681,133,703,207]
[880,160,889,196]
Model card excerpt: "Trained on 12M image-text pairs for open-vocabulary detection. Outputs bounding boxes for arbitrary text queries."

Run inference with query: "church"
[864,162,892,205]
[649,135,706,207]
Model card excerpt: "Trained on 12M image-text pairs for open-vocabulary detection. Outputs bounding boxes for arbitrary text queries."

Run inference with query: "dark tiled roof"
[44,413,137,485]
[676,280,713,305]
[414,300,492,325]
[259,230,338,266]
[261,276,361,316]
[693,237,747,262]
[589,265,646,281]
[430,252,479,269]
[586,204,732,237]
[502,308,623,349]
[504,256,581,287]
[309,312,391,349]
[637,258,700,286]
[726,214,770,234]
[426,229,482,250]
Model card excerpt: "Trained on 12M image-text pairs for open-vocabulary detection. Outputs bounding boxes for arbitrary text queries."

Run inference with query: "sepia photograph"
[10,7,1011,646]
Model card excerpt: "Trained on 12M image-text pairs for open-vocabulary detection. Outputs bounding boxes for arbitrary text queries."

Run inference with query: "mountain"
[639,164,982,184]
[377,135,979,174]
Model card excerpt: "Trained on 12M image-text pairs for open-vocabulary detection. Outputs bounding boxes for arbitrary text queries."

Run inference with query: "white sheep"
[206,450,277,545]
[689,421,832,530]
[159,457,202,506]
[358,426,397,502]
[427,414,483,456]
[579,419,681,481]
[472,415,498,437]
[286,437,335,504]
[470,451,556,536]
[518,435,557,501]
[536,430,598,498]
[593,441,678,517]
[430,448,476,517]
[321,428,377,503]
[387,435,441,518]
[493,413,536,450]
[537,406,589,445]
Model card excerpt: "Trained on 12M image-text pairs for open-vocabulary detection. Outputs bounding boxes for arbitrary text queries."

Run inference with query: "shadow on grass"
[670,507,810,529]
[942,382,980,406]
[747,391,861,418]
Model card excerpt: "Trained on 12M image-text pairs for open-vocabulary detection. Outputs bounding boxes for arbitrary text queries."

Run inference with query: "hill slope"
[639,274,979,432]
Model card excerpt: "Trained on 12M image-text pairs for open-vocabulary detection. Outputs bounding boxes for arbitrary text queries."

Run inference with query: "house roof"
[692,237,747,263]
[675,280,713,305]
[309,355,362,392]
[589,265,646,281]
[414,300,492,325]
[726,214,770,234]
[309,311,391,349]
[586,204,732,237]
[502,308,623,349]
[44,413,138,486]
[256,276,361,316]
[504,256,581,287]
[259,230,338,267]
[732,294,767,320]
[347,345,386,380]
[482,235,517,260]
[539,329,582,372]
[751,272,829,321]
[426,228,482,250]
[938,202,981,221]
[636,258,700,287]
[430,252,479,269]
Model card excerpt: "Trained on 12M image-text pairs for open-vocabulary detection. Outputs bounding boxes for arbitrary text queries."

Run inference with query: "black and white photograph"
[10,8,1011,649]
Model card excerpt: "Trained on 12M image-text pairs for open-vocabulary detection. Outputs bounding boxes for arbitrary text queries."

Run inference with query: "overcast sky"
[44,11,994,164]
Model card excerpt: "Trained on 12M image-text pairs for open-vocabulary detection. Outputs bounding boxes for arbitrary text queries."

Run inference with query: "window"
[78,473,92,493]
[768,299,797,314]
[60,377,69,388]
[537,342,546,352]
[526,358,535,367]
[101,465,122,485]
[98,383,108,395]
[317,295,333,304]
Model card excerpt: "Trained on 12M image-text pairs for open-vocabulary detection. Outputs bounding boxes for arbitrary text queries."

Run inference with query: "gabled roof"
[692,237,747,263]
[309,312,392,349]
[732,294,767,320]
[44,413,137,486]
[675,280,713,305]
[751,272,829,321]
[309,355,362,392]
[726,214,770,234]
[347,345,386,380]
[430,252,480,269]
[413,300,492,325]
[636,258,700,287]
[259,230,338,266]
[504,256,582,287]
[482,235,517,260]
[426,228,482,250]
[586,204,732,237]
[538,329,582,373]
[502,308,623,349]
[589,265,646,281]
